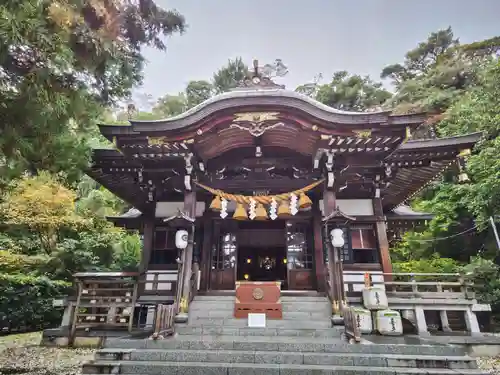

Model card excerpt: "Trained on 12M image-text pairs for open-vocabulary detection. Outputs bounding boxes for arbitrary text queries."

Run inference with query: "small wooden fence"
[150,304,177,339]
[66,271,181,345]
[343,307,361,343]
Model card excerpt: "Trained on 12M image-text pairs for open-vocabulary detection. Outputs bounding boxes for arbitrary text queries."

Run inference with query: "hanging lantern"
[255,203,268,220]
[298,192,312,209]
[278,200,291,218]
[210,195,222,211]
[233,203,248,220]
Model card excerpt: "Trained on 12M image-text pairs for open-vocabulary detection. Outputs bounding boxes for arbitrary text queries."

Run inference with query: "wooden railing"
[150,303,176,339]
[343,307,361,343]
[69,272,139,346]
[349,272,474,299]
[64,271,183,345]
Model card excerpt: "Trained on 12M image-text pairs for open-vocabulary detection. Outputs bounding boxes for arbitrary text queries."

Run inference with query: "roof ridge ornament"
[234,59,287,90]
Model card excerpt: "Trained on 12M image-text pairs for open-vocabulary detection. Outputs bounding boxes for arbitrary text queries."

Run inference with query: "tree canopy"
[0,0,185,184]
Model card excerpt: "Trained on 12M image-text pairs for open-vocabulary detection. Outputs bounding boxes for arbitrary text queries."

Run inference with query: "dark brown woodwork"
[373,197,393,279]
[139,217,155,273]
[209,221,237,290]
[179,190,197,306]
[90,94,481,299]
[234,281,282,319]
[200,212,212,292]
[288,270,314,291]
[138,216,155,296]
[312,199,326,292]
[211,269,236,290]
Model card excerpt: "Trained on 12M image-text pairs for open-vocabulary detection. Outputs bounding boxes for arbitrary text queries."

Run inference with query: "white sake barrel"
[375,310,403,336]
[353,308,373,334]
[362,287,388,310]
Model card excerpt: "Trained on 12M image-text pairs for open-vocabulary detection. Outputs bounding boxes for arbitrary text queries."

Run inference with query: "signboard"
[52,299,64,307]
[248,313,266,328]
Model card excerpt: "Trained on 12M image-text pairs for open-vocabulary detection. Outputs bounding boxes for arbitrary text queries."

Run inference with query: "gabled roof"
[387,205,434,221]
[98,88,427,138]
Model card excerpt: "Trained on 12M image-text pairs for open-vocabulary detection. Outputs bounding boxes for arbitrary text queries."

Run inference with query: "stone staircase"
[82,294,488,374]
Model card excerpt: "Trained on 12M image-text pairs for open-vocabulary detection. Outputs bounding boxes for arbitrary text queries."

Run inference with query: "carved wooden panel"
[234,281,282,319]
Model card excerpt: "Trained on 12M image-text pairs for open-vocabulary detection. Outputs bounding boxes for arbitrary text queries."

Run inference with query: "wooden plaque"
[234,281,282,319]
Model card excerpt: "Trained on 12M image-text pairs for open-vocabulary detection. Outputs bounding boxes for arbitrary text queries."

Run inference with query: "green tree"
[0,172,84,254]
[388,33,500,269]
[213,57,248,93]
[153,94,188,117]
[314,71,392,111]
[0,0,185,184]
[186,80,214,107]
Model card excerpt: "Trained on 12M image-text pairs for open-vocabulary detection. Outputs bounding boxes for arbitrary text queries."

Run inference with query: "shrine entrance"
[236,220,287,287]
[209,219,315,291]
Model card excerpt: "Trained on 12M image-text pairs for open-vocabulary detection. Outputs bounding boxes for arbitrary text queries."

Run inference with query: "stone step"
[188,310,330,320]
[176,326,343,337]
[113,349,477,369]
[192,296,329,303]
[189,302,331,314]
[184,318,331,329]
[280,296,329,303]
[104,336,468,356]
[83,361,489,375]
[192,295,235,301]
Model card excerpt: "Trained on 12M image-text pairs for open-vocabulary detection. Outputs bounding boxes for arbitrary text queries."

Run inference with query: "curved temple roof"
[100,87,427,136]
[90,84,481,213]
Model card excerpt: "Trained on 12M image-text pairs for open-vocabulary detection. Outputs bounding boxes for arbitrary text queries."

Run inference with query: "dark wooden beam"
[313,198,326,293]
[373,197,392,278]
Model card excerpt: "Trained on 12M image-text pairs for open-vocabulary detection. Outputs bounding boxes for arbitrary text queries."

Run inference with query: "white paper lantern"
[175,229,189,250]
[330,228,345,248]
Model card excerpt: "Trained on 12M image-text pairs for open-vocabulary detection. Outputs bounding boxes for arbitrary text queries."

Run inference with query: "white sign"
[52,299,64,307]
[248,313,266,328]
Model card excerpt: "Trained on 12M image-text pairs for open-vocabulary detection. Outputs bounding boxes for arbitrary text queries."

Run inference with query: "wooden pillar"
[139,216,155,274]
[180,190,197,310]
[200,211,213,292]
[323,187,345,314]
[372,197,393,276]
[313,198,326,292]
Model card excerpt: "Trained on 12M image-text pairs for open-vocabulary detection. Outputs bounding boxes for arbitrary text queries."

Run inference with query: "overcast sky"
[137,0,500,101]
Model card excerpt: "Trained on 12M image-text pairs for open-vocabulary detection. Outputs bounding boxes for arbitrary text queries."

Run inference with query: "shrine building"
[88,66,481,309]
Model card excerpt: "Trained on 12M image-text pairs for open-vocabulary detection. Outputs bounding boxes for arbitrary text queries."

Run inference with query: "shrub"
[0,274,71,332]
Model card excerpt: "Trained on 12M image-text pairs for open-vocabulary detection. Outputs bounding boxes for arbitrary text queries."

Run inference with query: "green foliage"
[392,254,461,274]
[386,29,500,310]
[463,257,500,308]
[111,234,142,272]
[212,57,248,93]
[1,172,85,254]
[315,71,392,111]
[0,0,185,184]
[185,80,213,108]
[0,274,70,331]
[0,250,48,274]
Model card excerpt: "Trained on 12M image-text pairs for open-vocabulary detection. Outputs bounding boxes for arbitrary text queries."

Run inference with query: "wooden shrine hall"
[88,67,481,319]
